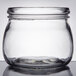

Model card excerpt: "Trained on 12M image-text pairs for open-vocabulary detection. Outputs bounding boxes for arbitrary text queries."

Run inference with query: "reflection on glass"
[3,66,73,76]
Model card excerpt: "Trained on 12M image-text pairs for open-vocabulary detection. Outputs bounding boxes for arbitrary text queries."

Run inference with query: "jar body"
[3,19,73,68]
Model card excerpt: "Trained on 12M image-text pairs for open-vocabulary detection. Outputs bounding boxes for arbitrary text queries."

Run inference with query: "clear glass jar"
[3,7,73,68]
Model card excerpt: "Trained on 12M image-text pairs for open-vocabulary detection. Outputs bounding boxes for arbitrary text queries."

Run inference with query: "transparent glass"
[3,7,73,68]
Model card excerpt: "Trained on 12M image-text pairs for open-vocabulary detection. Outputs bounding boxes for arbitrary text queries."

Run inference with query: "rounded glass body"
[3,7,73,68]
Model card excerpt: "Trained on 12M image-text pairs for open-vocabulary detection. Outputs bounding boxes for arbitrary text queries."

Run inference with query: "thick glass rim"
[7,7,70,15]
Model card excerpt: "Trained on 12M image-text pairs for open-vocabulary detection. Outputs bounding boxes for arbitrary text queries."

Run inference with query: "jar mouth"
[7,7,70,20]
[8,7,70,15]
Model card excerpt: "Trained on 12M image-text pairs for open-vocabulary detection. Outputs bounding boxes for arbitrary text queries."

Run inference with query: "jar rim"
[7,7,70,15]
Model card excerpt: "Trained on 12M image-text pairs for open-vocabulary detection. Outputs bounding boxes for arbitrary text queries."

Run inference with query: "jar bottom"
[5,56,70,68]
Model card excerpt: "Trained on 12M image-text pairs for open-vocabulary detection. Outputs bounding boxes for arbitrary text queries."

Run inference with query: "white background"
[0,0,76,61]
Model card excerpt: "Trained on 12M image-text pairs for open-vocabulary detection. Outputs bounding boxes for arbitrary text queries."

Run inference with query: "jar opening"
[7,7,70,20]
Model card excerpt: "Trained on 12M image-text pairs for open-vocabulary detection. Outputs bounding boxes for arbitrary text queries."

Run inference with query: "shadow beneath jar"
[3,65,73,76]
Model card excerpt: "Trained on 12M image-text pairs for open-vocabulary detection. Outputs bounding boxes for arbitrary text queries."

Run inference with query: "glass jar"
[3,7,73,68]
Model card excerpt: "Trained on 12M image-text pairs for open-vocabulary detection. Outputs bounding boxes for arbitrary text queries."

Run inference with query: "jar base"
[6,57,68,68]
